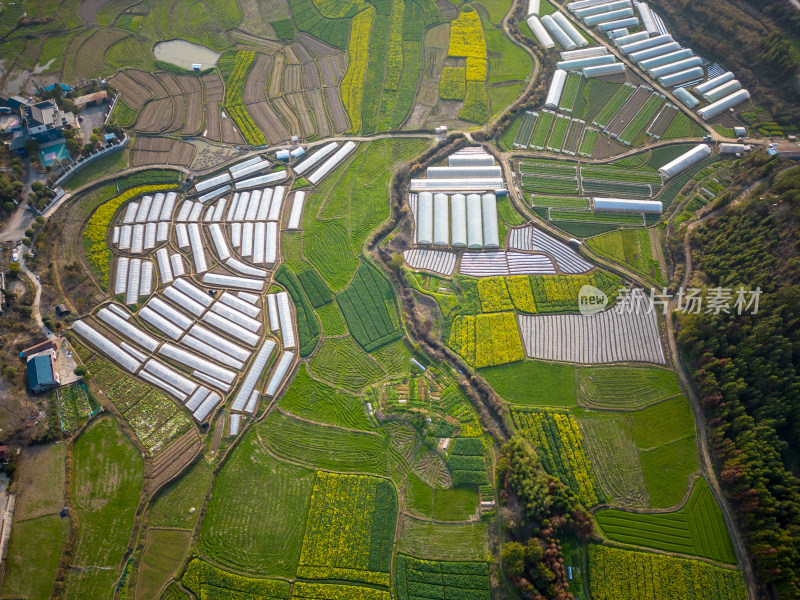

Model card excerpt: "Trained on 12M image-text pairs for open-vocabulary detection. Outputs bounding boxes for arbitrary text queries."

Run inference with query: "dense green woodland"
[678,159,800,598]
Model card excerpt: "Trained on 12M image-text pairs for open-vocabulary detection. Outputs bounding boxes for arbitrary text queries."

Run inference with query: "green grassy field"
[480,361,578,407]
[0,515,68,600]
[259,410,389,475]
[149,460,213,529]
[432,486,480,520]
[198,431,315,577]
[596,478,737,563]
[397,518,488,560]
[281,364,374,429]
[135,529,192,600]
[577,366,682,409]
[396,554,491,600]
[64,417,144,600]
[632,396,695,449]
[640,434,700,508]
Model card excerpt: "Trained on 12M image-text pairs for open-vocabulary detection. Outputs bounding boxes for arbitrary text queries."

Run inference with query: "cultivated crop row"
[448,311,525,368]
[395,555,490,600]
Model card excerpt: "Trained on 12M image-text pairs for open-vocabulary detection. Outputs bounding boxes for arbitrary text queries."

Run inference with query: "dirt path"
[50,239,76,314]
[18,251,44,332]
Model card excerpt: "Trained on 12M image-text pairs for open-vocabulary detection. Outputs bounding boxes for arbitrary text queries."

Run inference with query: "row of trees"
[678,157,800,599]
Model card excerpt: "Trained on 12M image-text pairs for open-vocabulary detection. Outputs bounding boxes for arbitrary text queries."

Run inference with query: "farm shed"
[291,147,305,159]
[19,340,55,359]
[639,48,693,71]
[448,152,495,167]
[697,90,750,120]
[574,0,632,19]
[593,197,663,213]
[597,17,639,32]
[541,15,577,50]
[526,16,555,49]
[545,70,568,109]
[619,33,672,54]
[557,55,617,71]
[481,194,500,248]
[235,170,286,189]
[551,12,589,47]
[26,352,59,393]
[450,194,468,247]
[433,193,449,246]
[658,144,712,179]
[693,71,734,95]
[584,8,635,26]
[416,192,434,245]
[636,2,659,35]
[659,67,704,87]
[629,42,680,63]
[702,80,742,103]
[673,87,699,108]
[427,166,502,179]
[409,178,504,192]
[230,159,270,180]
[569,0,622,10]
[583,63,626,77]
[561,47,608,60]
[719,143,745,154]
[467,194,483,248]
[613,31,649,46]
[648,56,703,79]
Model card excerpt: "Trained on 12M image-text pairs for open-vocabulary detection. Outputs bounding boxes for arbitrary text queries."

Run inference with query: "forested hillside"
[657,0,800,126]
[678,159,800,599]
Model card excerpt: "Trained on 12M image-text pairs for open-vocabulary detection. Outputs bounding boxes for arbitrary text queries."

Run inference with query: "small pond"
[153,40,221,71]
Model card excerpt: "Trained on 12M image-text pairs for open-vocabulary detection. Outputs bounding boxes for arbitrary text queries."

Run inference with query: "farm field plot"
[593,84,634,129]
[605,87,651,138]
[529,110,554,149]
[480,360,578,407]
[559,72,582,113]
[395,554,491,600]
[282,364,374,429]
[259,410,389,475]
[64,417,144,600]
[596,478,737,563]
[398,516,489,564]
[448,311,526,368]
[577,366,682,409]
[528,272,620,314]
[446,437,488,486]
[511,407,602,506]
[198,431,315,577]
[587,544,746,600]
[296,472,397,586]
[530,195,589,209]
[336,261,402,352]
[587,228,665,284]
[546,115,570,152]
[649,104,679,139]
[149,459,213,529]
[513,112,537,147]
[182,558,291,599]
[135,528,192,600]
[308,335,386,393]
[579,128,599,157]
[618,93,665,145]
[562,119,585,155]
[577,410,648,507]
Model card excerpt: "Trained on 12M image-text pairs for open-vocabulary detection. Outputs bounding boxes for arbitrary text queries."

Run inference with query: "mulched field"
[606,87,651,137]
[305,88,331,137]
[288,92,314,137]
[648,104,678,138]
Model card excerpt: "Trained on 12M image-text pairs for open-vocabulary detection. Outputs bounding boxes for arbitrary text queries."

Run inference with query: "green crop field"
[480,360,578,407]
[336,260,402,352]
[547,115,571,151]
[446,437,488,486]
[618,94,665,145]
[181,558,291,599]
[136,529,192,600]
[259,410,389,475]
[550,209,644,225]
[297,268,334,308]
[282,364,374,429]
[594,85,634,127]
[396,554,491,599]
[587,228,665,284]
[577,366,682,409]
[308,335,387,393]
[1,516,67,600]
[632,396,695,449]
[198,431,315,577]
[560,72,582,113]
[579,128,599,156]
[397,521,489,561]
[529,111,554,149]
[588,544,747,600]
[64,417,144,599]
[513,112,537,147]
[530,195,590,209]
[580,164,662,185]
[296,472,397,585]
[596,478,737,563]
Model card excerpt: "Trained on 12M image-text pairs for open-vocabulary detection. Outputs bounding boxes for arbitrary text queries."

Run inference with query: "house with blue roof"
[26,352,60,394]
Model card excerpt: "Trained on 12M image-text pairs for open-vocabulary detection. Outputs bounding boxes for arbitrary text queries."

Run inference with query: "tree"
[74,366,87,376]
[24,138,41,157]
[502,541,526,577]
